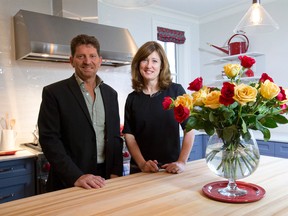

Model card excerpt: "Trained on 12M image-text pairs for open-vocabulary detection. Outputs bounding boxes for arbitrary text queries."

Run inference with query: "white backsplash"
[0,60,132,146]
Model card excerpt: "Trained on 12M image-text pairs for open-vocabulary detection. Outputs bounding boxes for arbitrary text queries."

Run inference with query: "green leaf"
[241,117,247,133]
[255,120,271,141]
[185,116,198,131]
[204,121,214,136]
[260,117,278,128]
[273,114,288,124]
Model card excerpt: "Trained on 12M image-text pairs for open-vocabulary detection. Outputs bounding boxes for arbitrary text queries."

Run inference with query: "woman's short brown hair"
[131,41,172,92]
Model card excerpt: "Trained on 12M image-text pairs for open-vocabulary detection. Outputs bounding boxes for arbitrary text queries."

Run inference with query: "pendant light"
[233,0,279,34]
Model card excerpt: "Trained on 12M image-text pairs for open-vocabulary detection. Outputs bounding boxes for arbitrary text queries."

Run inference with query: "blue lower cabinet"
[274,142,288,159]
[257,140,275,156]
[0,158,35,204]
[184,135,288,162]
[257,140,288,158]
[188,135,203,161]
[186,134,209,161]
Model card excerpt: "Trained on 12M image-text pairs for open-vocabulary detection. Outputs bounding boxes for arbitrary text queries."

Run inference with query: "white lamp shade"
[234,1,279,34]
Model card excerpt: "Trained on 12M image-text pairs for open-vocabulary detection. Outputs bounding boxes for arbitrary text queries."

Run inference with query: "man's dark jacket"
[38,75,123,192]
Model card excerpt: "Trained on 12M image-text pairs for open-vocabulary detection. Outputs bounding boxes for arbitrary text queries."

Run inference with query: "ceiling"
[152,0,251,17]
[99,0,276,19]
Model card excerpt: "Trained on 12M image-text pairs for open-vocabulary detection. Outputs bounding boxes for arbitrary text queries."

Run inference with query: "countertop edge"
[0,149,36,162]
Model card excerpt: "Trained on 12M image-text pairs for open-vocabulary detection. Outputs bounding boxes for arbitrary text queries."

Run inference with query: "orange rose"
[174,94,193,110]
[192,86,209,106]
[223,64,241,79]
[260,80,280,100]
[233,83,257,105]
[203,91,221,109]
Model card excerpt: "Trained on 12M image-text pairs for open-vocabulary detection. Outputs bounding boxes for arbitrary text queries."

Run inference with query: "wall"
[199,0,288,141]
[0,0,197,145]
[0,0,286,145]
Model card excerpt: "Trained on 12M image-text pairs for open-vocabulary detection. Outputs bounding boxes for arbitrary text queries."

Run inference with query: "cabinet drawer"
[0,158,35,179]
[0,174,35,204]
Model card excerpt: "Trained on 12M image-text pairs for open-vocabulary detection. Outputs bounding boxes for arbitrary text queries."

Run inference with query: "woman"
[123,41,194,174]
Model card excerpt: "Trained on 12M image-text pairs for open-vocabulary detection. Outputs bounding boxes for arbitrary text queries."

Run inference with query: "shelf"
[212,52,264,62]
[214,76,260,82]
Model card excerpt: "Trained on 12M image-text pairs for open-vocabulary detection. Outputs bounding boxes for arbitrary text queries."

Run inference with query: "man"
[38,34,123,192]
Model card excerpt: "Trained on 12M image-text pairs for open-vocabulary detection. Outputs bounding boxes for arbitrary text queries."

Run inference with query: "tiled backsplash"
[0,1,132,146]
[0,60,132,146]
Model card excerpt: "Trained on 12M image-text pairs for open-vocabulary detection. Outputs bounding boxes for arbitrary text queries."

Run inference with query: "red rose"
[162,96,173,110]
[260,73,274,83]
[174,105,190,123]
[219,82,235,106]
[280,104,287,114]
[238,55,256,68]
[188,77,203,91]
[245,69,254,77]
[276,86,287,101]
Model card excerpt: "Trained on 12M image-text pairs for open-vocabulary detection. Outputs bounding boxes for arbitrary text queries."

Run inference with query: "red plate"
[0,150,18,156]
[202,181,266,203]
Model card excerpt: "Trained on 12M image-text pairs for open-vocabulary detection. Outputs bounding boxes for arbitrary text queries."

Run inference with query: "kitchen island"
[0,156,287,215]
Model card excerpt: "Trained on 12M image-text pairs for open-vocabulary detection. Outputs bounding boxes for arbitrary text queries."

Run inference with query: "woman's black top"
[123,83,187,169]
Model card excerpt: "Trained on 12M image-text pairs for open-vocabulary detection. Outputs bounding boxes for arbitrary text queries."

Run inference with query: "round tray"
[202,181,266,203]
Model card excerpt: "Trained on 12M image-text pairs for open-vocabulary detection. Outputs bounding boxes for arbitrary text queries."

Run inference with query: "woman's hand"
[162,161,186,174]
[140,160,159,173]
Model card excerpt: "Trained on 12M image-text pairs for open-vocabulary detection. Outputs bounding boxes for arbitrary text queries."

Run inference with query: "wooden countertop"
[1,156,287,216]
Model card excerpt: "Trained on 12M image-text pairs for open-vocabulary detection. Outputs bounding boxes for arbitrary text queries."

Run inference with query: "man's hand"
[74,174,105,189]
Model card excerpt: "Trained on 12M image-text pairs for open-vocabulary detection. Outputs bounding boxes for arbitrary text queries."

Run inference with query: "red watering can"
[207,34,249,56]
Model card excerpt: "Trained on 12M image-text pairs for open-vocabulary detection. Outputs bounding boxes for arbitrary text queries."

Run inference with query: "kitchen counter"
[0,156,287,215]
[0,149,36,162]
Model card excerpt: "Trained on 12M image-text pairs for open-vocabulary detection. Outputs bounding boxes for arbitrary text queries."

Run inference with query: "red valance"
[157,27,186,44]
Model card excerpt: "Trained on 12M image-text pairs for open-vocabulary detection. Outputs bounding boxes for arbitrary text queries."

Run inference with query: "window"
[153,20,192,88]
[157,26,185,83]
[158,41,179,82]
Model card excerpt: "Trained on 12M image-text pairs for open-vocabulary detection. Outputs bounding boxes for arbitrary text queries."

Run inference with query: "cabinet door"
[257,140,275,156]
[0,174,35,204]
[274,142,288,158]
[189,135,203,161]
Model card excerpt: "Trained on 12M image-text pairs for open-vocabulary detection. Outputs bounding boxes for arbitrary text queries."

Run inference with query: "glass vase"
[205,129,260,197]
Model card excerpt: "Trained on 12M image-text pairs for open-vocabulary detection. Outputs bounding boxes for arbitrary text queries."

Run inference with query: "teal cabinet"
[0,158,35,203]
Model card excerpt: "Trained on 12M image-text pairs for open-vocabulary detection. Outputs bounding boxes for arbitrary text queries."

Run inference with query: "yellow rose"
[174,94,193,110]
[223,64,241,79]
[203,90,221,109]
[192,86,209,106]
[260,80,280,100]
[233,83,257,105]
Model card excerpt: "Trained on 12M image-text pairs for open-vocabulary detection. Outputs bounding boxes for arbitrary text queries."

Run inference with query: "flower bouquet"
[163,55,288,198]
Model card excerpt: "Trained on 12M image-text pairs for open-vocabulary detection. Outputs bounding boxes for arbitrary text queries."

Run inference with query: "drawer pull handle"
[0,167,14,173]
[0,193,15,200]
